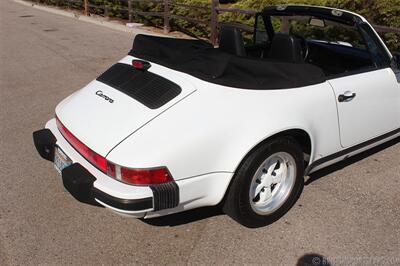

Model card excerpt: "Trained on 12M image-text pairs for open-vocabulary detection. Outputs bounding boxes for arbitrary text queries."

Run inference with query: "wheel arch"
[235,128,314,173]
[219,128,314,207]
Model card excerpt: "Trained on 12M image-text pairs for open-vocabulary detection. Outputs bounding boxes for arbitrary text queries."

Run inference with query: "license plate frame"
[54,146,72,174]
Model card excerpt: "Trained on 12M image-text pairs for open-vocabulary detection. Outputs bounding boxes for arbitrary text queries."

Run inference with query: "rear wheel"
[223,137,304,228]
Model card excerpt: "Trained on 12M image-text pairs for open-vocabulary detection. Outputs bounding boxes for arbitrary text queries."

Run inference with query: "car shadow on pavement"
[306,137,399,186]
[141,206,224,227]
[297,253,331,266]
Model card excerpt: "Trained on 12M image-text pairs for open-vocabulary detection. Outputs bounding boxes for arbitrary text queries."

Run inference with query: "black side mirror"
[392,52,400,69]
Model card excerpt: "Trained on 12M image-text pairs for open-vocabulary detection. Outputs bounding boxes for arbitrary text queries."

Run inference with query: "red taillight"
[56,116,114,175]
[106,163,116,177]
[120,167,173,185]
[56,116,173,185]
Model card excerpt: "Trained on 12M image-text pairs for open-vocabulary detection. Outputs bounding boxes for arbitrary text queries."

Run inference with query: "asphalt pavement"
[0,1,399,265]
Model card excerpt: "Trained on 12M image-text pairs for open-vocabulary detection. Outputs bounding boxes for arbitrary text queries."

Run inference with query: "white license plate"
[54,146,72,174]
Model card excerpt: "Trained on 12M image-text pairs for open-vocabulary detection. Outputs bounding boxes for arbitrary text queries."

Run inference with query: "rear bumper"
[33,129,57,162]
[32,127,177,216]
[62,163,154,212]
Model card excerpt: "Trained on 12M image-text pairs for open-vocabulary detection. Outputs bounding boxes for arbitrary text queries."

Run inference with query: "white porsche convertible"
[33,5,400,227]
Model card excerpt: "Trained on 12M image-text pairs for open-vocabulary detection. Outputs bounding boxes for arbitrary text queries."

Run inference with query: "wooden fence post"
[164,0,171,34]
[210,0,219,46]
[104,1,109,17]
[84,0,88,16]
[128,0,133,22]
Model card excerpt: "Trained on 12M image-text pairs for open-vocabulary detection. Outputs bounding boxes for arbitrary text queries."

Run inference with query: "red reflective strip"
[56,116,109,173]
[55,116,171,184]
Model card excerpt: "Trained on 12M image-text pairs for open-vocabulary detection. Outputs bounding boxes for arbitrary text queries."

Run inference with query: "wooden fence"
[35,0,400,46]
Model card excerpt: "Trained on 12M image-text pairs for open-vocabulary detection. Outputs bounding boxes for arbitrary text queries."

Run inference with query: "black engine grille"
[97,63,182,109]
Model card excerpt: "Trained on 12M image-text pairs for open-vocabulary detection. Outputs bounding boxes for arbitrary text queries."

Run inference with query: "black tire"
[223,137,304,228]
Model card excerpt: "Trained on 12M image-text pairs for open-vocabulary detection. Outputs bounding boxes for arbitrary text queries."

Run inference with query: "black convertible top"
[129,34,326,90]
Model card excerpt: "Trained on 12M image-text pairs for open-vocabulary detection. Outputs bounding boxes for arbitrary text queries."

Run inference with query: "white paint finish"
[145,172,234,218]
[328,68,400,148]
[308,132,400,174]
[50,57,399,219]
[107,62,341,180]
[45,119,153,200]
[93,172,233,218]
[55,57,196,157]
[46,7,400,219]
[46,118,234,218]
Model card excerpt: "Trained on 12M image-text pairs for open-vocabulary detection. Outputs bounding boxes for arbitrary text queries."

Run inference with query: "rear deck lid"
[55,58,196,157]
[97,62,182,109]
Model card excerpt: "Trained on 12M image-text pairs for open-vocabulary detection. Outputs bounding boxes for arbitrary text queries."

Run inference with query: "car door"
[328,24,400,148]
[329,69,399,148]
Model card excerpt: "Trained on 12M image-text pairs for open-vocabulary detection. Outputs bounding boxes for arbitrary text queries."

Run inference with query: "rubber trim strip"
[150,182,179,211]
[305,128,400,175]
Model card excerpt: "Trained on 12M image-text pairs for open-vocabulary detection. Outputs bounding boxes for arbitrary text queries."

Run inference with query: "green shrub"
[327,0,400,51]
[221,0,399,51]
[33,0,399,52]
[170,0,211,38]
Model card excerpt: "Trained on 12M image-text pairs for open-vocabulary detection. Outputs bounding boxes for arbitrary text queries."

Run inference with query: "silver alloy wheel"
[249,152,297,215]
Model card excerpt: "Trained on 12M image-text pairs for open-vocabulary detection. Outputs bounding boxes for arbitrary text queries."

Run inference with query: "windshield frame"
[254,6,392,71]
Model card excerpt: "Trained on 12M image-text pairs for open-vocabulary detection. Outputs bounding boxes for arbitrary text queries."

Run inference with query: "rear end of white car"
[33,57,233,218]
[36,118,155,218]
[33,5,400,228]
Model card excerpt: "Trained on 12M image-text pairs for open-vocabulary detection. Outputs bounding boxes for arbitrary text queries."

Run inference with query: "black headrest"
[218,26,246,57]
[268,34,303,63]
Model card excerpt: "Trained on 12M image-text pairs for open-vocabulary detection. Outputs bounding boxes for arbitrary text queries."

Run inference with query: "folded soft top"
[129,34,326,90]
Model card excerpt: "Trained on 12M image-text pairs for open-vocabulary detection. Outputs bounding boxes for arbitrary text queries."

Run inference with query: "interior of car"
[129,7,394,90]
[218,14,382,78]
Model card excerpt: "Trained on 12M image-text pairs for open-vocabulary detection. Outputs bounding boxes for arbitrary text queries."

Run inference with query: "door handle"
[338,91,356,102]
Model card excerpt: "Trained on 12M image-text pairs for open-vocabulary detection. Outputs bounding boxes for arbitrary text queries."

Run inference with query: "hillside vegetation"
[36,0,399,51]
[223,0,399,51]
